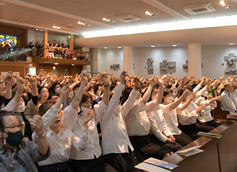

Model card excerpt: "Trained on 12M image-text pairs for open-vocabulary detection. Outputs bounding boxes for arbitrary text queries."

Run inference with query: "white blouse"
[33,106,88,166]
[100,83,138,155]
[63,101,106,160]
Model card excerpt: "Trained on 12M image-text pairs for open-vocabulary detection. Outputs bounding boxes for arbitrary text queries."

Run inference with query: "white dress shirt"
[162,106,182,136]
[221,90,236,113]
[178,101,199,125]
[63,101,106,160]
[195,97,217,123]
[125,99,149,136]
[33,105,88,166]
[2,98,19,112]
[147,105,172,142]
[100,83,138,155]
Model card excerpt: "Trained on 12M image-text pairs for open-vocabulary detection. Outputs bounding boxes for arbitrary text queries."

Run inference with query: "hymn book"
[135,157,178,172]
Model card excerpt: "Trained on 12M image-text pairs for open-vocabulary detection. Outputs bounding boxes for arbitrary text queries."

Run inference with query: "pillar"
[90,48,100,77]
[70,34,74,51]
[43,30,48,58]
[123,46,133,75]
[188,43,202,79]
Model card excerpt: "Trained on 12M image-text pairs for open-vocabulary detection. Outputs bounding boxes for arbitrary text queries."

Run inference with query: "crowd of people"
[27,40,90,61]
[0,71,236,172]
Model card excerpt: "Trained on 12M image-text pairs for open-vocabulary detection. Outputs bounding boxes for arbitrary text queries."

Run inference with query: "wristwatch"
[37,131,45,139]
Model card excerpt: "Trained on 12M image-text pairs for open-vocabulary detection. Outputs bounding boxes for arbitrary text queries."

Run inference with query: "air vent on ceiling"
[113,15,141,23]
[64,24,76,29]
[184,3,215,15]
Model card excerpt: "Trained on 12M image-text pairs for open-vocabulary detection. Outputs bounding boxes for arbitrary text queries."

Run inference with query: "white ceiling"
[0,0,237,47]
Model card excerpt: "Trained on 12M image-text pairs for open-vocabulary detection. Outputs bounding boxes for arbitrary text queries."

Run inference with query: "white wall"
[133,47,188,78]
[201,45,237,79]
[98,47,188,78]
[98,48,123,77]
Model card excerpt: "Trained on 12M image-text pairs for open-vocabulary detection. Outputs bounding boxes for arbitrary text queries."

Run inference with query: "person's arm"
[156,79,164,104]
[121,77,140,118]
[29,115,49,156]
[4,74,15,100]
[169,90,189,110]
[71,70,87,109]
[42,86,70,130]
[179,92,196,111]
[100,72,110,105]
[193,77,205,93]
[101,71,126,126]
[142,78,155,104]
[2,77,24,112]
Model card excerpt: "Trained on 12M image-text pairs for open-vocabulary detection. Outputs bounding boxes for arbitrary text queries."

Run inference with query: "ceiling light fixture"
[78,21,86,26]
[72,64,75,66]
[53,26,61,29]
[104,47,108,49]
[219,0,229,8]
[118,47,122,48]
[151,45,155,47]
[54,63,59,65]
[145,11,154,16]
[172,45,177,47]
[36,28,38,31]
[103,17,115,22]
[68,35,70,38]
[229,43,235,45]
[103,18,111,22]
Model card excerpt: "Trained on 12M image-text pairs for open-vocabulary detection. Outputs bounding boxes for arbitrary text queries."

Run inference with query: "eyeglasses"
[3,122,25,135]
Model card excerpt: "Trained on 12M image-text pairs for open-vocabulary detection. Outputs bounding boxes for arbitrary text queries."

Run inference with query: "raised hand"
[148,77,155,87]
[4,73,15,85]
[59,85,71,103]
[16,77,25,92]
[29,115,45,137]
[80,70,88,84]
[134,77,140,90]
[100,72,109,85]
[83,110,94,128]
[196,105,206,113]
[120,70,128,85]
[182,90,190,98]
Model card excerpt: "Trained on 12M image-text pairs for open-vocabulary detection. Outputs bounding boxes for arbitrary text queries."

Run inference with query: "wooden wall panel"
[0,61,36,77]
[218,123,237,172]
[38,64,83,76]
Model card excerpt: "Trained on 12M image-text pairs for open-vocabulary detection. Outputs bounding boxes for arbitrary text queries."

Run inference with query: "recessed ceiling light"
[54,63,58,65]
[172,45,177,47]
[145,11,154,16]
[36,28,38,31]
[229,43,235,45]
[53,26,61,29]
[78,21,86,26]
[72,64,75,66]
[53,66,56,69]
[118,47,122,48]
[103,18,111,22]
[219,0,229,8]
[151,45,155,47]
[103,18,115,22]
[104,47,108,49]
